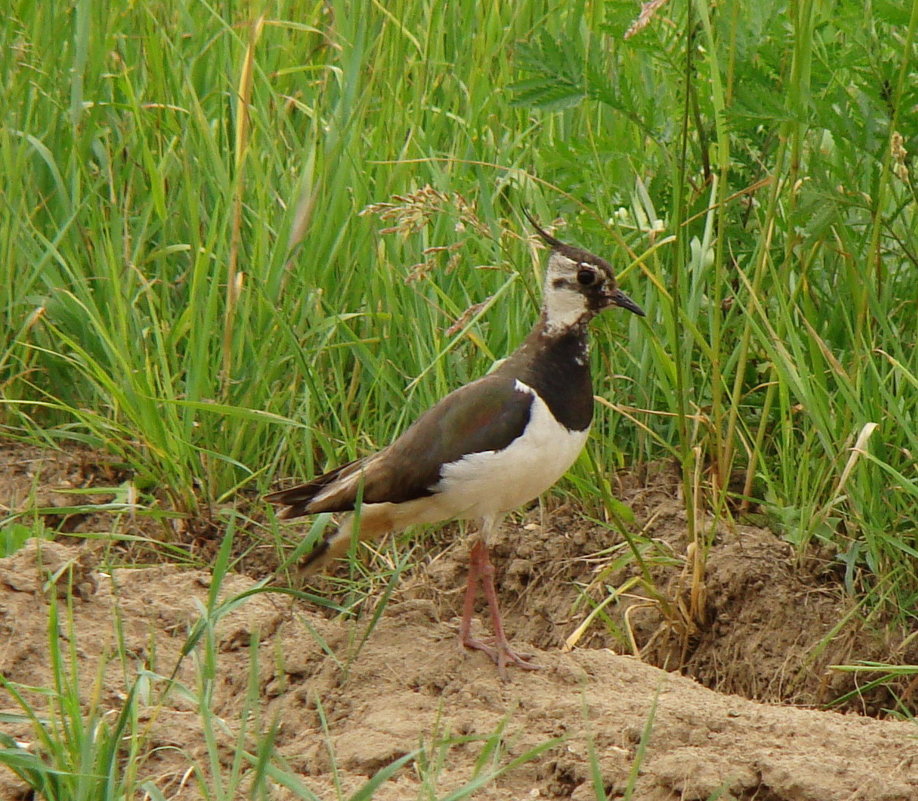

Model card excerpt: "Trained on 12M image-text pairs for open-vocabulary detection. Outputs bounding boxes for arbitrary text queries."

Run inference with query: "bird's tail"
[293,503,400,577]
[264,458,364,519]
[267,459,405,576]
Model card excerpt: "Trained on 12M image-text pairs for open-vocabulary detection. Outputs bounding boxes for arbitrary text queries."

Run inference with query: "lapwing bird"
[266,216,644,676]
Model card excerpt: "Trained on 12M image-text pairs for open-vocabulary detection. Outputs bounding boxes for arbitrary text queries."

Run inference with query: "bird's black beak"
[611,288,645,317]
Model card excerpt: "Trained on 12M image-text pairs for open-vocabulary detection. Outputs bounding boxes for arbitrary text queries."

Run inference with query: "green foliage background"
[1,0,916,615]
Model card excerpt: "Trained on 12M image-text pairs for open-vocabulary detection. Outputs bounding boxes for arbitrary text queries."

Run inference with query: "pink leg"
[459,537,540,678]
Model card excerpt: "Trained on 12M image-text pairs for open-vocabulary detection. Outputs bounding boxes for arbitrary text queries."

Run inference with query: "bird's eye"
[577,267,596,286]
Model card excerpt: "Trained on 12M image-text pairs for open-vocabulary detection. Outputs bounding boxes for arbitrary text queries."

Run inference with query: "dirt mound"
[2,443,917,798]
[0,540,916,801]
[1,441,128,531]
[3,442,912,717]
[400,498,913,714]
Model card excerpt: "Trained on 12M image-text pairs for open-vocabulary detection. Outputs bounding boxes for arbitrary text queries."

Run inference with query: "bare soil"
[1,442,917,800]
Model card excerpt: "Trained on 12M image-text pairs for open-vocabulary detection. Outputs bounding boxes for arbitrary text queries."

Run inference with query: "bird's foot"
[461,634,542,680]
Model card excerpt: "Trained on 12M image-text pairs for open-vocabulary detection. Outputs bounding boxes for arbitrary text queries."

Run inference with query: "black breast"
[504,327,594,432]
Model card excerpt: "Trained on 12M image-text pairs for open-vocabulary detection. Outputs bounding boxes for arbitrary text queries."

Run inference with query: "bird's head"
[525,211,645,332]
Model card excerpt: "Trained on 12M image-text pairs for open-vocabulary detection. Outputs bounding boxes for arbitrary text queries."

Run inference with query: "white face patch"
[542,253,592,333]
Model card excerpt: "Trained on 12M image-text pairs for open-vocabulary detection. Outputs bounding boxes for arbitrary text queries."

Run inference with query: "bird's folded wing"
[271,374,534,516]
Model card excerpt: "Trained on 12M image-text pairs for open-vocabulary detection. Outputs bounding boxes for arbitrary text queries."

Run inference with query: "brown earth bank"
[0,540,915,801]
[1,441,917,799]
[5,440,915,714]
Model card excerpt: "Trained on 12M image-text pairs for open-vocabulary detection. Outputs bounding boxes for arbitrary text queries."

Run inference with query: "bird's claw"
[462,635,542,680]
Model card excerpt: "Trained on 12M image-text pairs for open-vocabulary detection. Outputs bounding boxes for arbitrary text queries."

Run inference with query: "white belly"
[431,382,589,522]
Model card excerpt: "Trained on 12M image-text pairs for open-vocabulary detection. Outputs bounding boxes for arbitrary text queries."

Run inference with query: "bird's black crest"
[522,208,566,249]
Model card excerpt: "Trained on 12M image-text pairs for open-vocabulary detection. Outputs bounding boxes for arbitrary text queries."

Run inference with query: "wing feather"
[265,374,533,518]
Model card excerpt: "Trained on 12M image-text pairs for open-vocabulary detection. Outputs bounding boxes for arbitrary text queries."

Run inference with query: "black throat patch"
[503,325,594,432]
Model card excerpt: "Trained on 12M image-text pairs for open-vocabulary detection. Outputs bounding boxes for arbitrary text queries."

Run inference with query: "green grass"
[3,0,914,606]
[1,0,917,792]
